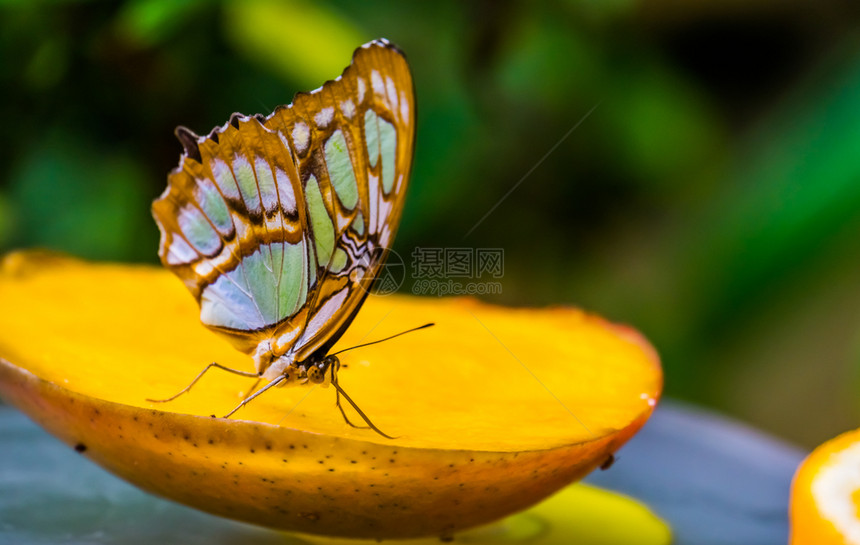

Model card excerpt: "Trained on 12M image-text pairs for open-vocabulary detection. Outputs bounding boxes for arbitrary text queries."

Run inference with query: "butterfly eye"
[307,364,326,384]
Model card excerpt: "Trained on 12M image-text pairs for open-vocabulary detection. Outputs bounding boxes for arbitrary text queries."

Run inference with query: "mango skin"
[0,358,651,539]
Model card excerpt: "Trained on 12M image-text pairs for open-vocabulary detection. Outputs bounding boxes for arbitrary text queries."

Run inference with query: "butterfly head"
[305,355,340,385]
[258,347,338,386]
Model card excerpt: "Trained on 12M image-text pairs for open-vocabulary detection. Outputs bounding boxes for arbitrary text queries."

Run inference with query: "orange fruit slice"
[0,251,662,539]
[791,428,860,544]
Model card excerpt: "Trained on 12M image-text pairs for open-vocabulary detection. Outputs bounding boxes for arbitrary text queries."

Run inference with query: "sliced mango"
[0,251,662,539]
[790,428,860,544]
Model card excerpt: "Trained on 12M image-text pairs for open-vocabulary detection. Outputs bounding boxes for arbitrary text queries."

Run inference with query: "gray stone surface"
[587,400,806,545]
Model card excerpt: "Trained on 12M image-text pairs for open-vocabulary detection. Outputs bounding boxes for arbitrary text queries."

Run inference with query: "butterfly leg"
[147,363,258,403]
[319,358,364,428]
[330,365,397,439]
[242,377,263,400]
[335,383,369,430]
[223,375,286,418]
[324,359,367,429]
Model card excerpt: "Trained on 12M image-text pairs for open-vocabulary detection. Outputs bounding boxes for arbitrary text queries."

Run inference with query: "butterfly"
[150,39,419,436]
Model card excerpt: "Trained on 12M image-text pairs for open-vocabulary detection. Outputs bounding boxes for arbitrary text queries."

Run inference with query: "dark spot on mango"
[600,454,616,470]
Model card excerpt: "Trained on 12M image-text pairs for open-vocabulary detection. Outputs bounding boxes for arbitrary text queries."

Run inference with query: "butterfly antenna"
[330,323,434,356]
[331,367,396,439]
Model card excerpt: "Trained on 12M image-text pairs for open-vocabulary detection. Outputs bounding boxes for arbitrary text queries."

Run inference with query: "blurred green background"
[2,0,860,449]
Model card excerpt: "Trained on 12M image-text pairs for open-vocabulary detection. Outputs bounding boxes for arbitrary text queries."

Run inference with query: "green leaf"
[224,0,366,89]
[7,134,152,261]
[113,0,207,48]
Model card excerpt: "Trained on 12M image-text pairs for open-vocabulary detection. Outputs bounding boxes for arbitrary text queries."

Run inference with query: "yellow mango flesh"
[0,251,662,539]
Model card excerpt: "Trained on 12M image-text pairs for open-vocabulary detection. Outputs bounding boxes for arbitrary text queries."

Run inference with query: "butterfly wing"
[269,40,416,364]
[152,39,415,374]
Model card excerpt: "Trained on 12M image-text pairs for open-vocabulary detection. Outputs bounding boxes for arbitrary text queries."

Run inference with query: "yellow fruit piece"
[0,251,662,539]
[791,428,860,545]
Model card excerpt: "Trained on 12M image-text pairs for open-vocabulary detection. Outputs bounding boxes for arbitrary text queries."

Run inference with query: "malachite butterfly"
[151,39,416,433]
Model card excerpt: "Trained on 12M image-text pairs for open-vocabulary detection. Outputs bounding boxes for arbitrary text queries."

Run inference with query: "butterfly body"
[152,40,415,391]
